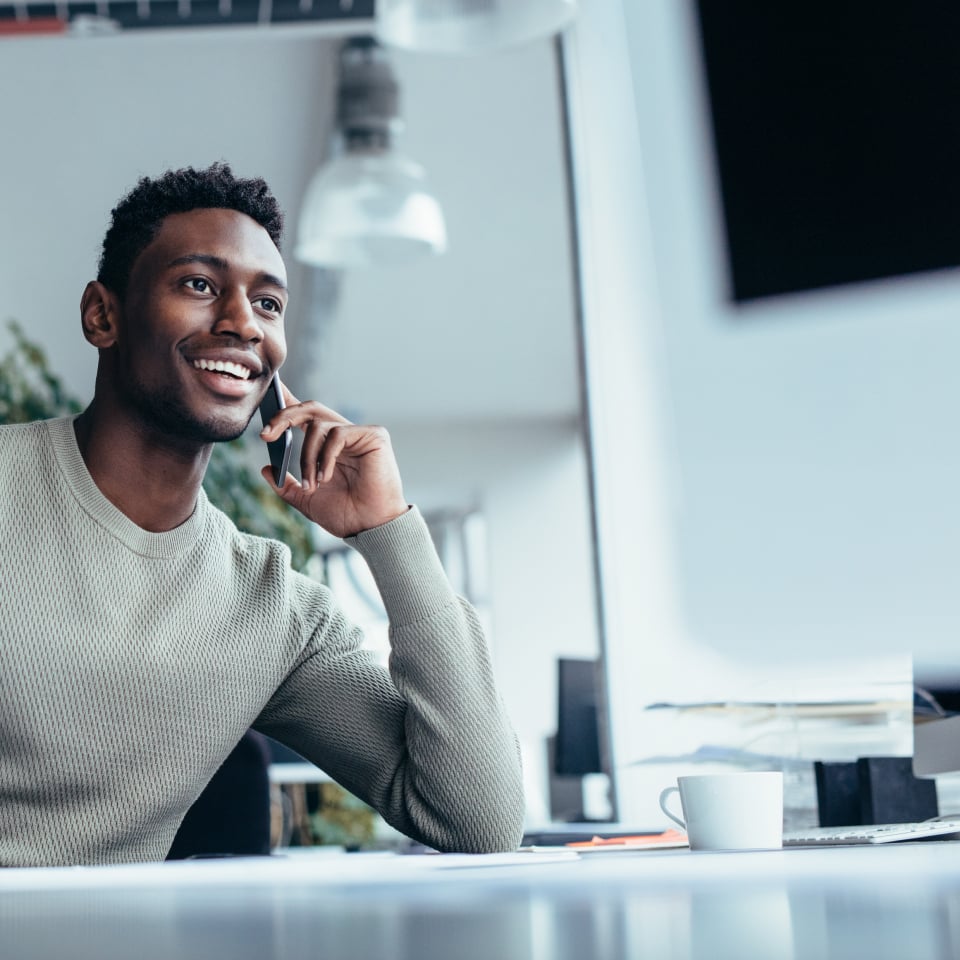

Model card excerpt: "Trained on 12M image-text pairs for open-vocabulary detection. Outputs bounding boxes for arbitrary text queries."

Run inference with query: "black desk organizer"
[815,756,939,827]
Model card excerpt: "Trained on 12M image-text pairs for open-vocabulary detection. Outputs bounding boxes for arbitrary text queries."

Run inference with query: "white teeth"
[193,359,251,380]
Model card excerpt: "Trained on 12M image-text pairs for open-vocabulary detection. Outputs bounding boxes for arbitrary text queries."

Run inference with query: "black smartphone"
[258,372,293,487]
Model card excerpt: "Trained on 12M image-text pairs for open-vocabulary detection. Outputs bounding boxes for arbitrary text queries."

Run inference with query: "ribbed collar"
[46,415,207,559]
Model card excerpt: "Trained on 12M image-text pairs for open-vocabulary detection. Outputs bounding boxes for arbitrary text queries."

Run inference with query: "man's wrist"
[345,504,411,539]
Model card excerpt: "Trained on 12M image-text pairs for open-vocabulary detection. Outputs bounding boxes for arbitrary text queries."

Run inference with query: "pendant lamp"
[295,37,447,269]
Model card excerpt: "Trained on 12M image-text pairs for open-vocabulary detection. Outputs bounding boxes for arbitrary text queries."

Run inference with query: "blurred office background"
[2,0,959,836]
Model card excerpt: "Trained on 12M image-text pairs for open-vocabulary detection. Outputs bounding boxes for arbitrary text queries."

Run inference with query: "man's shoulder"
[0,417,59,462]
[0,417,56,439]
[0,420,64,514]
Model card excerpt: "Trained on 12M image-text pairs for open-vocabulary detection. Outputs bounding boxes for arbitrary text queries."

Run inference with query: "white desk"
[1,842,958,959]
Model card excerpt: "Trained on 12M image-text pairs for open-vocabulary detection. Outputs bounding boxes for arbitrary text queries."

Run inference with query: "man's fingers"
[285,399,353,429]
[319,427,350,484]
[299,420,332,489]
[299,422,387,490]
[300,421,348,489]
[260,464,301,491]
[259,393,352,441]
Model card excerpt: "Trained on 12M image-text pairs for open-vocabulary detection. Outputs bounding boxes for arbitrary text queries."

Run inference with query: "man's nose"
[212,289,263,341]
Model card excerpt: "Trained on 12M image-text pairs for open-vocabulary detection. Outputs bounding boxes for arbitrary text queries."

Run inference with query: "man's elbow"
[438,785,526,854]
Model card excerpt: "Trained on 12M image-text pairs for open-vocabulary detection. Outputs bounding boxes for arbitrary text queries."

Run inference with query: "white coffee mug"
[658,771,784,851]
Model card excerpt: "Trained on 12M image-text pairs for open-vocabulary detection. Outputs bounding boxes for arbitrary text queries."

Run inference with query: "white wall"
[619,0,960,675]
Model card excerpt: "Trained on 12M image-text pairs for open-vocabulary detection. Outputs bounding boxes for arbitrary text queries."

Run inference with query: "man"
[0,162,524,867]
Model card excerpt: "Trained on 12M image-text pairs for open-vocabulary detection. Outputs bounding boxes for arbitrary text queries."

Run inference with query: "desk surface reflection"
[2,842,958,960]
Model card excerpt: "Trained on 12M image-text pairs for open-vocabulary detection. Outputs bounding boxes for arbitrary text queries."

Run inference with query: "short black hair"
[97,161,285,297]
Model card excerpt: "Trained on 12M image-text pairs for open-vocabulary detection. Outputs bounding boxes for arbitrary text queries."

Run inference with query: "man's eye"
[186,278,211,293]
[256,297,282,314]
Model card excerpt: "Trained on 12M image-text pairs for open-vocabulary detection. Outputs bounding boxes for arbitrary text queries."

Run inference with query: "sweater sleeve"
[254,507,525,853]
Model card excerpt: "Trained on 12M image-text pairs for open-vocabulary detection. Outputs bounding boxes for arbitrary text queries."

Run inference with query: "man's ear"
[80,281,120,349]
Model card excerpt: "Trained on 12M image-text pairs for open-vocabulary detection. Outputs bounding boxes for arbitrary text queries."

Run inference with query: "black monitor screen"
[694,2,960,302]
[554,658,602,776]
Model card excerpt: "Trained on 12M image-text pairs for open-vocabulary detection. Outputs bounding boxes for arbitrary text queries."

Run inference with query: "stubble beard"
[123,378,254,446]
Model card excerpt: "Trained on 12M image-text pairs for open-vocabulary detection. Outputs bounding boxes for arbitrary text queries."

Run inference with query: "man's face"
[113,207,288,445]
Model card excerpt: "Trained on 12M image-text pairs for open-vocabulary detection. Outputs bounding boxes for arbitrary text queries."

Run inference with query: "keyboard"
[783,818,960,846]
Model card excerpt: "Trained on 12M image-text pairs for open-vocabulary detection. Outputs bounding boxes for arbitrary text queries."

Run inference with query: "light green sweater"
[0,417,524,867]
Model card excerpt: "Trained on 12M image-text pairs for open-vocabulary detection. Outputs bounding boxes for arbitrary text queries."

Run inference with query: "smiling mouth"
[193,359,253,380]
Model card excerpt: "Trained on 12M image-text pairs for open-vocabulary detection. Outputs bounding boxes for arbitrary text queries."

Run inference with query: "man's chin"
[201,413,256,445]
[146,402,254,446]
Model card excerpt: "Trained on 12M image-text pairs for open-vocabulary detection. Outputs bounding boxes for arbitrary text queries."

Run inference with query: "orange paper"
[566,828,688,849]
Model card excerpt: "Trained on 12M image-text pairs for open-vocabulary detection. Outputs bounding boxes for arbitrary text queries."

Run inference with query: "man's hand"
[259,384,408,539]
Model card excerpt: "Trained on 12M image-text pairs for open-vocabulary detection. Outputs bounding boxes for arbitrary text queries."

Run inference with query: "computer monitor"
[554,658,603,777]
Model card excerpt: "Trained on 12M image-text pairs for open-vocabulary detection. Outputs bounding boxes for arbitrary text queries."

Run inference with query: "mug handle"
[658,786,686,829]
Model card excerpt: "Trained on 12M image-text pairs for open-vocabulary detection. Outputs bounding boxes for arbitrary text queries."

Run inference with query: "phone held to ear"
[258,372,293,487]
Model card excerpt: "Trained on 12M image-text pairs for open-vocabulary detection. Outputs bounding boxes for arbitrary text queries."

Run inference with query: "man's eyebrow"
[166,254,288,292]
[167,253,229,272]
[259,272,288,292]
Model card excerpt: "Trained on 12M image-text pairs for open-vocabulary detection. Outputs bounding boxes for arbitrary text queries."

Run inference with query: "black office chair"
[166,729,272,859]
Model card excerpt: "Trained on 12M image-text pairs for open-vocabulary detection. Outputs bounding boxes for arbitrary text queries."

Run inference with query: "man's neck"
[73,405,211,533]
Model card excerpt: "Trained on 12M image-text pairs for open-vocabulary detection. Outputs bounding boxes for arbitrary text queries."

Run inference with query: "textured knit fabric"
[0,417,524,867]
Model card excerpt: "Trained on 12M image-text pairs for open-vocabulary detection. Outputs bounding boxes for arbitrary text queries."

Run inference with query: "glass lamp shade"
[294,150,447,268]
[376,0,578,54]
